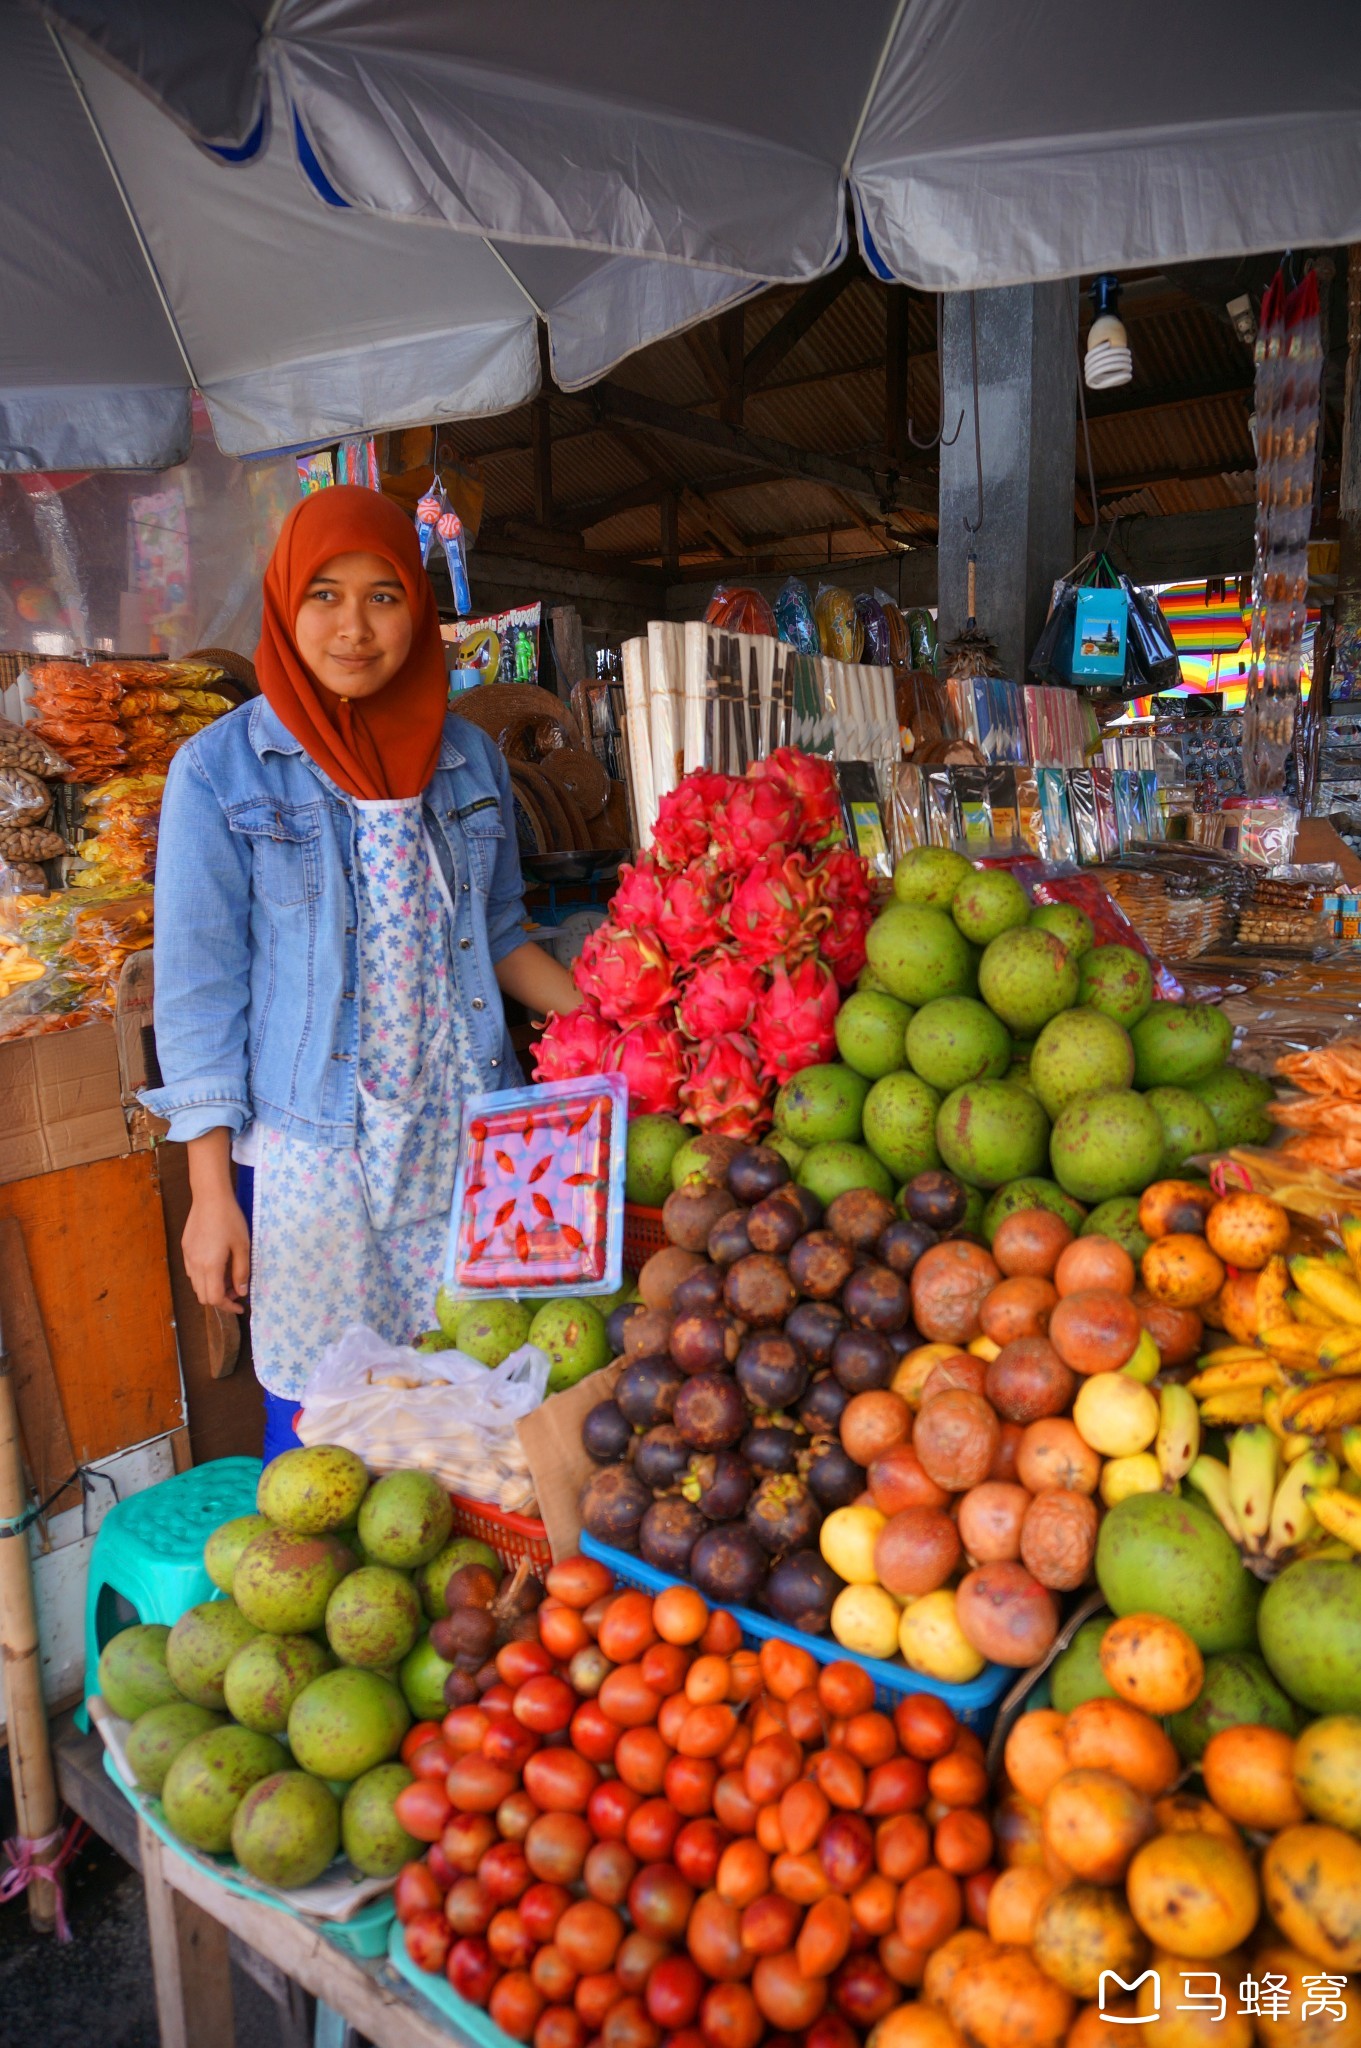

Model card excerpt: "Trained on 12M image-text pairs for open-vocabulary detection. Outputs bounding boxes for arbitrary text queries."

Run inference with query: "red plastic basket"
[447,1493,553,1574]
[624,1202,667,1274]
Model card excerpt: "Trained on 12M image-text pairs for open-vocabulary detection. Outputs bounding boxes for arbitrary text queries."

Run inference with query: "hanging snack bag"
[854,591,892,666]
[705,584,777,637]
[415,474,472,614]
[445,1075,627,1299]
[814,584,863,661]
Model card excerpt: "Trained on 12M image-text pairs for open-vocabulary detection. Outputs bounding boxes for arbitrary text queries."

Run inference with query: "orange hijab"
[255,485,448,800]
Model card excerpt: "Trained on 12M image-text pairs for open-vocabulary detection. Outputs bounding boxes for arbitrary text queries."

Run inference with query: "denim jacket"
[142,698,527,1146]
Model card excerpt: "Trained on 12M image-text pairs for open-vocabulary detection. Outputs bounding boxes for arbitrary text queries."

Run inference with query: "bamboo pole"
[0,1343,59,1931]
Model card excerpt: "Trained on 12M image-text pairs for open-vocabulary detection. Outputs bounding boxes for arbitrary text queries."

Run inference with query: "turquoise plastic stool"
[79,1456,263,1730]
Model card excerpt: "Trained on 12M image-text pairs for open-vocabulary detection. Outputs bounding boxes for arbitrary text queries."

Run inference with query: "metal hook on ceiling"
[907,293,965,450]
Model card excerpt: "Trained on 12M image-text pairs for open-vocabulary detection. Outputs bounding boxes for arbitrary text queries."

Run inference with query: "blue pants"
[237,1162,301,1467]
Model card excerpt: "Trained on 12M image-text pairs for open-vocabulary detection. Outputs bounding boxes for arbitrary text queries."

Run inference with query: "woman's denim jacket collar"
[142,698,526,1146]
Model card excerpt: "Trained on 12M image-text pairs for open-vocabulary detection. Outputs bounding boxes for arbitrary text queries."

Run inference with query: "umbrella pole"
[0,1344,59,1931]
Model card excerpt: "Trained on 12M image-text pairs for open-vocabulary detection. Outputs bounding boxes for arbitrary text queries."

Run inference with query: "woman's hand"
[494,941,583,1028]
[184,1129,251,1314]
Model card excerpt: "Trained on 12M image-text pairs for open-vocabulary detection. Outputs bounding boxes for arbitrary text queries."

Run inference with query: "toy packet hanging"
[415,473,472,615]
[445,1075,627,1299]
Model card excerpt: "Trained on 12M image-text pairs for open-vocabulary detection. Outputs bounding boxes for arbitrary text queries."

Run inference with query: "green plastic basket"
[101,1750,395,1958]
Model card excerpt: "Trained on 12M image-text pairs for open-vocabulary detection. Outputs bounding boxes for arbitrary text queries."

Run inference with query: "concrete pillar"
[937,283,1078,683]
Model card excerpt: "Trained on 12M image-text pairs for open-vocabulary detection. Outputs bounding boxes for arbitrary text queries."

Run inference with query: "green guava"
[1049,1089,1165,1203]
[981,1177,1088,1242]
[864,905,977,1007]
[1081,1197,1151,1259]
[625,1114,688,1206]
[834,991,913,1080]
[257,1445,370,1534]
[528,1298,611,1393]
[905,997,1011,1093]
[1028,1008,1134,1119]
[1144,1086,1219,1178]
[1029,903,1095,958]
[860,1072,943,1181]
[1130,1002,1234,1089]
[1077,945,1154,1027]
[1186,1064,1275,1148]
[892,847,972,905]
[951,868,1030,946]
[796,1142,895,1205]
[936,1082,1051,1191]
[774,1063,870,1145]
[97,1623,179,1721]
[453,1300,533,1368]
[357,1470,454,1569]
[977,927,1079,1038]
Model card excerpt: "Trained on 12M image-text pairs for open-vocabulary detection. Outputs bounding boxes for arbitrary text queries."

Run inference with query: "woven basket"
[454,684,585,759]
[541,748,610,820]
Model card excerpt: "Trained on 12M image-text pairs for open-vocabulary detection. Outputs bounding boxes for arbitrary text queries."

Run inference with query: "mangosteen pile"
[577,1135,972,1634]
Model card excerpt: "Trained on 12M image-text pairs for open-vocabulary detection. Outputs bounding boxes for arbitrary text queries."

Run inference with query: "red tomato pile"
[394,1554,995,2047]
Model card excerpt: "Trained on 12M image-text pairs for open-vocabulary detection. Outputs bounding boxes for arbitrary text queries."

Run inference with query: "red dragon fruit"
[750,957,841,1083]
[726,851,830,968]
[609,851,667,931]
[710,775,802,871]
[532,1004,618,1083]
[679,1033,773,1141]
[675,949,766,1039]
[809,843,876,987]
[753,748,845,847]
[655,858,727,969]
[652,770,739,869]
[608,1018,686,1116]
[574,923,675,1024]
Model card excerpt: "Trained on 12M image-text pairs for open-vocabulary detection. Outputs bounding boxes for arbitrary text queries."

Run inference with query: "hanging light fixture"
[1084,274,1133,390]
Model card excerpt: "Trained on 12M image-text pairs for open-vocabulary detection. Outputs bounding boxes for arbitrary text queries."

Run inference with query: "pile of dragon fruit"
[534,750,874,1140]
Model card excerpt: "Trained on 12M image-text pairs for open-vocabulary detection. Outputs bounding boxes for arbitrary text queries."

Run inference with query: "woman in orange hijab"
[147,487,580,1458]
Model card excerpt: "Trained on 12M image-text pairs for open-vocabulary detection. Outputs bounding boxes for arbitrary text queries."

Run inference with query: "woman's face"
[294,550,414,699]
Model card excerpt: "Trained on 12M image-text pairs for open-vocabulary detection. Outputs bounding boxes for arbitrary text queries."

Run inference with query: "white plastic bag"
[296,1325,551,1511]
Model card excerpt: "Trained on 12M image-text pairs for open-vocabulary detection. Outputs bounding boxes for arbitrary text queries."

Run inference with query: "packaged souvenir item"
[773,576,818,654]
[704,585,777,638]
[446,1076,627,1298]
[853,590,891,666]
[814,583,862,661]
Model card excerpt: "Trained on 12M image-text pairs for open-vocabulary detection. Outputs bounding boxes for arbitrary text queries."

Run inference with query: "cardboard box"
[0,1023,131,1186]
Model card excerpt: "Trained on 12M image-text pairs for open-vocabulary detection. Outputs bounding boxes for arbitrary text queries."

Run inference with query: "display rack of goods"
[393,1549,1007,2045]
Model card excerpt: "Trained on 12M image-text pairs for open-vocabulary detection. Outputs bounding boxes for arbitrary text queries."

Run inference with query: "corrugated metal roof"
[433,260,1303,576]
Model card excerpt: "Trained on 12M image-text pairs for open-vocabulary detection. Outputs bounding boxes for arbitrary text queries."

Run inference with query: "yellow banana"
[1283,1378,1361,1436]
[1265,1448,1339,1558]
[1188,1357,1282,1396]
[1195,1346,1267,1368]
[1296,1537,1356,1562]
[1262,1385,1289,1441]
[1282,1431,1317,1463]
[1262,1323,1334,1365]
[1341,1215,1361,1285]
[1156,1383,1200,1488]
[1316,1328,1361,1371]
[1188,1454,1245,1544]
[1285,1292,1335,1328]
[1341,1424,1361,1479]
[1257,1254,1290,1331]
[1289,1257,1361,1326]
[1323,1248,1356,1270]
[1229,1423,1280,1553]
[1199,1389,1266,1427]
[1304,1485,1361,1552]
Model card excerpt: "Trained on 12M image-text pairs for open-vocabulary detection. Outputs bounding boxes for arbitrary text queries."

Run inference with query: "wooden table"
[54,1721,473,2048]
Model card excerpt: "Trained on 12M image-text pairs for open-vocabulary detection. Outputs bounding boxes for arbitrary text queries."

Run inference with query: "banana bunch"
[1185,1240,1361,1435]
[1304,1422,1361,1554]
[1188,1416,1361,1566]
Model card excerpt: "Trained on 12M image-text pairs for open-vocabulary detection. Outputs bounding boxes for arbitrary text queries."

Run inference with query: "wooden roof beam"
[742,265,860,393]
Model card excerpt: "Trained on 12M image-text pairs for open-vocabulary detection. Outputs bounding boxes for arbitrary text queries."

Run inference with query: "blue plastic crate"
[579,1531,1012,1732]
[388,1916,518,2045]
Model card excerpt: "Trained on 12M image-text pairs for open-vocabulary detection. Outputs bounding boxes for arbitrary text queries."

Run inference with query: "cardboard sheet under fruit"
[516,1360,621,1562]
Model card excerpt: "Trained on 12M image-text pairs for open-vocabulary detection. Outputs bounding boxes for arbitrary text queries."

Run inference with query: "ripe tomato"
[818,1813,874,1894]
[497,1639,555,1687]
[569,1699,620,1764]
[615,1930,670,1994]
[685,1890,750,1982]
[879,1930,927,1987]
[684,1654,731,1706]
[523,1747,598,1816]
[520,1881,572,1944]
[555,1898,625,1975]
[652,1585,709,1647]
[479,1840,532,1904]
[830,1951,897,2026]
[627,1860,695,1942]
[625,1798,682,1863]
[403,1908,451,1974]
[751,1951,826,2030]
[849,1872,898,1937]
[444,1876,495,1936]
[934,1808,994,1876]
[488,1907,535,1970]
[778,1779,829,1857]
[596,1591,657,1664]
[673,1817,730,1889]
[818,1661,876,1719]
[677,1704,736,1760]
[699,1610,741,1657]
[599,1664,662,1729]
[738,1892,800,1957]
[964,1866,998,1928]
[843,1712,898,1768]
[408,1737,454,1782]
[874,1812,930,1883]
[797,1895,854,1978]
[587,1779,641,1841]
[658,1692,691,1747]
[514,1674,578,1735]
[893,1694,957,1761]
[531,1944,579,2004]
[395,1861,443,1924]
[895,1865,961,1949]
[785,1687,829,1746]
[524,1812,593,1887]
[401,1719,445,1765]
[441,1705,491,1754]
[758,1639,818,1703]
[812,1749,865,1812]
[574,1971,622,2028]
[489,1968,545,2042]
[928,1747,989,1808]
[497,1790,540,1843]
[393,1780,453,1843]
[483,1718,540,1772]
[743,1734,803,1806]
[479,1681,518,1720]
[663,1754,718,1819]
[446,1755,518,1814]
[538,1600,592,1661]
[716,1839,770,1912]
[644,1953,704,2029]
[614,1726,673,1796]
[446,1935,498,2006]
[582,1839,637,1907]
[699,1980,764,2048]
[599,1992,659,2048]
[864,1755,929,1816]
[544,1555,614,1610]
[639,1640,690,1697]
[712,1772,759,1837]
[440,1812,497,1874]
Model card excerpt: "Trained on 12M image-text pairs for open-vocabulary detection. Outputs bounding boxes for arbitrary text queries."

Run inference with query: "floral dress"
[247,797,482,1399]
